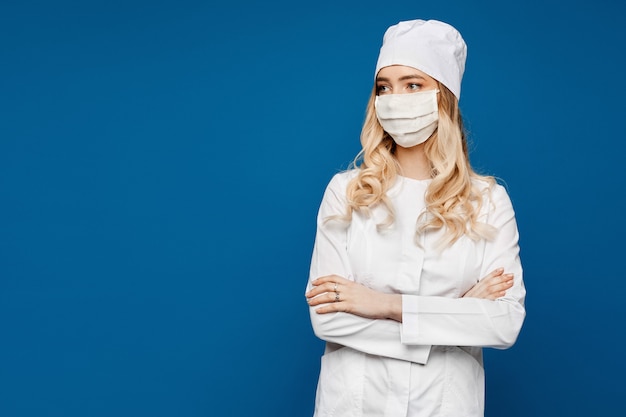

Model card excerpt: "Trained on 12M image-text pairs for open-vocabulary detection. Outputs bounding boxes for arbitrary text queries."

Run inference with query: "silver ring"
[333,283,338,292]
[334,292,340,302]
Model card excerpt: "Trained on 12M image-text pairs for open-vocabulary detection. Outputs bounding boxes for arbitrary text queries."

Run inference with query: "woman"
[305,19,526,417]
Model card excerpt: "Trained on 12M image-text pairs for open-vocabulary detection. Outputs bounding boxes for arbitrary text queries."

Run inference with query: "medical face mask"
[374,90,439,148]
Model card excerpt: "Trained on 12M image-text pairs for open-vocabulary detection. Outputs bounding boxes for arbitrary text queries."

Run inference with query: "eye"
[408,83,422,91]
[376,85,391,95]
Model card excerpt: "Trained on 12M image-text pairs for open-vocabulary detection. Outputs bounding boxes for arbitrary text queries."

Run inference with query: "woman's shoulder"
[472,176,508,195]
[326,168,359,190]
[472,177,514,211]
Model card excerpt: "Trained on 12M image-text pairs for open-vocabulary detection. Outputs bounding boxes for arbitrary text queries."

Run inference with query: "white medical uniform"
[307,170,526,417]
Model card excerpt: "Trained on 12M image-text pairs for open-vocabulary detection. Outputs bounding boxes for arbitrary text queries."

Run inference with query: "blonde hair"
[341,83,496,248]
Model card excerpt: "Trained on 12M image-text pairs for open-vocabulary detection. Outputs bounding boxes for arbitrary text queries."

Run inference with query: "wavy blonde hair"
[341,82,496,248]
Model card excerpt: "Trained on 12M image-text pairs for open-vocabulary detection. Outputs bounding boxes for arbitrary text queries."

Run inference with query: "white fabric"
[307,170,526,417]
[375,19,467,99]
[374,90,439,148]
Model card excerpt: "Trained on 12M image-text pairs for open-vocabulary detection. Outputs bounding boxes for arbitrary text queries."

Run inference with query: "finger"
[482,267,505,280]
[489,274,514,292]
[307,289,340,306]
[498,277,515,295]
[482,272,512,288]
[486,270,509,283]
[502,276,514,289]
[478,273,504,289]
[306,281,333,297]
[315,301,346,314]
[305,287,323,299]
[306,281,340,299]
[491,280,515,299]
[307,293,333,307]
[310,275,337,286]
[312,275,349,286]
[315,305,335,314]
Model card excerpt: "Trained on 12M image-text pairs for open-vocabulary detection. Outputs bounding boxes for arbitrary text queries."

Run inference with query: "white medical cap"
[375,19,467,99]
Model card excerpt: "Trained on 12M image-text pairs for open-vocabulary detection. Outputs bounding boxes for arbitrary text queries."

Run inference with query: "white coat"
[306,170,526,417]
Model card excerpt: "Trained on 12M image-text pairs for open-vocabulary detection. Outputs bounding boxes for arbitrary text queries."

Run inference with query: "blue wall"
[1,0,624,415]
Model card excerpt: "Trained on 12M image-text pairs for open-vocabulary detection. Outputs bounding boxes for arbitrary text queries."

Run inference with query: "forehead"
[376,65,435,82]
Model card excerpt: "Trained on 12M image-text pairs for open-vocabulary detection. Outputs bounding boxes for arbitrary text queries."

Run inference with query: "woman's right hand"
[462,267,514,300]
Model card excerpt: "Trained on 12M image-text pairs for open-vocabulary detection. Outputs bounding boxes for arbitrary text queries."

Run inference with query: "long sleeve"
[400,184,526,348]
[306,173,431,364]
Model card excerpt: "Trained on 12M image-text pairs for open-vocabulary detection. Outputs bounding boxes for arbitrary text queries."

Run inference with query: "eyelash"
[376,83,422,94]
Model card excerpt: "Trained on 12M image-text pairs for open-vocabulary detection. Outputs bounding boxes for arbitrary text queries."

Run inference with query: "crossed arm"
[305,174,526,360]
[306,267,514,321]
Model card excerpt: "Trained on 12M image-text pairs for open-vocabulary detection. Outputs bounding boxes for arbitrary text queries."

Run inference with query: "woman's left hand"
[306,275,402,321]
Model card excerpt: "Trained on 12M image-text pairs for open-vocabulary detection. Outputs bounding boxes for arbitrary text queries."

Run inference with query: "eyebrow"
[376,74,426,83]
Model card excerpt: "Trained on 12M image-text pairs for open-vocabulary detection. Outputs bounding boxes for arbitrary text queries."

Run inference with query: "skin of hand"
[306,268,514,323]
[461,267,514,300]
[306,275,402,321]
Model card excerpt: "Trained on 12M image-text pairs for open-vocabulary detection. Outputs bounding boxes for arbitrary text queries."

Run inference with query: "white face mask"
[374,90,439,148]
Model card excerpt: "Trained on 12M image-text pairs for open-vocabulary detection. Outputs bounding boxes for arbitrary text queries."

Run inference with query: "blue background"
[1,0,625,416]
